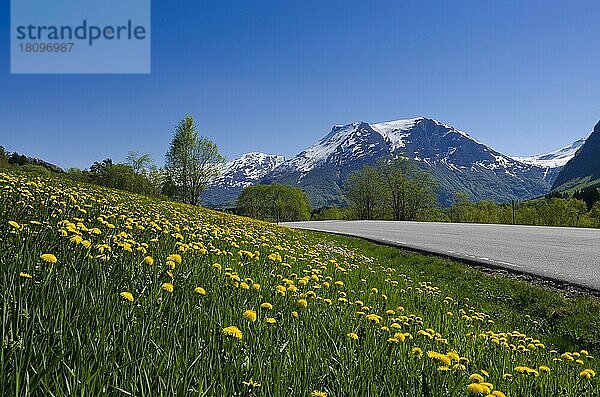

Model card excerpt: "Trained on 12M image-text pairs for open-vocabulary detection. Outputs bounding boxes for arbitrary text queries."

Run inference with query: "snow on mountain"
[261,117,552,207]
[512,138,586,168]
[213,152,285,188]
[371,117,482,152]
[201,152,285,207]
[203,117,582,209]
[278,122,387,176]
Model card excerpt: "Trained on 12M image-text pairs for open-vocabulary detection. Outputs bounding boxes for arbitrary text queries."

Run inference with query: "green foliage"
[65,167,87,182]
[0,147,62,173]
[0,146,8,168]
[447,194,599,228]
[590,202,600,227]
[378,157,439,221]
[67,157,161,197]
[311,206,348,220]
[2,170,600,396]
[237,184,311,222]
[345,159,439,220]
[573,187,600,211]
[19,164,52,176]
[165,115,225,205]
[344,166,385,219]
[126,151,154,174]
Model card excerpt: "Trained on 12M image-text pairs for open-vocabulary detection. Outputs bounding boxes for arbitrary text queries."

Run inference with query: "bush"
[237,184,311,222]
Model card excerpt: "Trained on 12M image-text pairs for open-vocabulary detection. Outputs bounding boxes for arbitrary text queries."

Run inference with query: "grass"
[1,169,599,396]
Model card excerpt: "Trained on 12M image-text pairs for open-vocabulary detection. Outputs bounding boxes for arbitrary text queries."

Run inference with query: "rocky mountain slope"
[261,117,551,207]
[201,152,285,208]
[552,121,600,191]
[204,117,584,208]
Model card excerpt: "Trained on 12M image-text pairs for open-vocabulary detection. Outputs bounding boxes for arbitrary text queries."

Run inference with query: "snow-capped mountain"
[512,138,586,169]
[510,138,586,184]
[203,117,582,208]
[261,122,391,207]
[202,152,285,207]
[262,117,553,207]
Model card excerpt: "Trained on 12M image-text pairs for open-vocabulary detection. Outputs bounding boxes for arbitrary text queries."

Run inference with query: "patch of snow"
[512,138,586,168]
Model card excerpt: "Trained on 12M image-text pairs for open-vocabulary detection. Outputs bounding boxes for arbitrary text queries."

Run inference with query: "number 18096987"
[19,43,74,52]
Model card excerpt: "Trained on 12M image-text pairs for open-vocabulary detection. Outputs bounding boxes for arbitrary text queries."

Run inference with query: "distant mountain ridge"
[205,117,581,208]
[511,138,586,184]
[552,121,600,191]
[202,152,285,208]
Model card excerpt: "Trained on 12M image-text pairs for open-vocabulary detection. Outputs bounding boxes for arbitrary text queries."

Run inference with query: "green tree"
[165,115,225,205]
[89,159,113,185]
[237,184,310,222]
[539,198,587,227]
[104,164,137,192]
[126,151,154,174]
[590,201,600,227]
[65,168,89,183]
[344,166,384,220]
[0,146,8,168]
[312,206,346,220]
[451,192,471,223]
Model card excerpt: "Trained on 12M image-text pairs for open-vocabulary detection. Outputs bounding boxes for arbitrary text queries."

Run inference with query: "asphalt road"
[282,220,600,291]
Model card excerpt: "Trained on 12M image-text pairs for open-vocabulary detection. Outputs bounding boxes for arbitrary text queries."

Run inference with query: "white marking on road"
[494,260,521,268]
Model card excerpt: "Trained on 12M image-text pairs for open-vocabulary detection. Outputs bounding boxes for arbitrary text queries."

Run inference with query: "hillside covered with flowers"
[0,170,598,396]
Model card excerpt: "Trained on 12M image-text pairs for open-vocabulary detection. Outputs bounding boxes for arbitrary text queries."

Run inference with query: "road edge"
[284,225,600,298]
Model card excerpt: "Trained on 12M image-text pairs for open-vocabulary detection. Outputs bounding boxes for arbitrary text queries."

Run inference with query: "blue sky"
[1,0,600,169]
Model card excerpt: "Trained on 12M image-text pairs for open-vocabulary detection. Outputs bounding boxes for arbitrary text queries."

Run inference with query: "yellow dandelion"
[365,314,382,323]
[166,254,182,264]
[539,365,551,373]
[260,302,273,310]
[19,272,32,279]
[291,311,299,318]
[266,317,276,324]
[297,299,308,308]
[347,332,359,340]
[194,287,206,295]
[310,391,327,397]
[412,347,423,357]
[243,309,257,322]
[466,383,488,395]
[120,291,134,302]
[392,332,406,342]
[222,326,243,340]
[275,285,286,296]
[469,373,484,383]
[242,379,261,388]
[580,369,596,379]
[162,283,174,293]
[144,256,154,265]
[40,253,57,263]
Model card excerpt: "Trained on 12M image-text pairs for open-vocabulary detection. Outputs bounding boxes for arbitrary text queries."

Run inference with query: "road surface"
[283,220,600,291]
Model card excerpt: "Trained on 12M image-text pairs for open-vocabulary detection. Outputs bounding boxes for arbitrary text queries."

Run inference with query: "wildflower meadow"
[1,170,598,396]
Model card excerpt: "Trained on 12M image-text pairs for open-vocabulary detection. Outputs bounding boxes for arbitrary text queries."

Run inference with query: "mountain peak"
[371,116,482,152]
